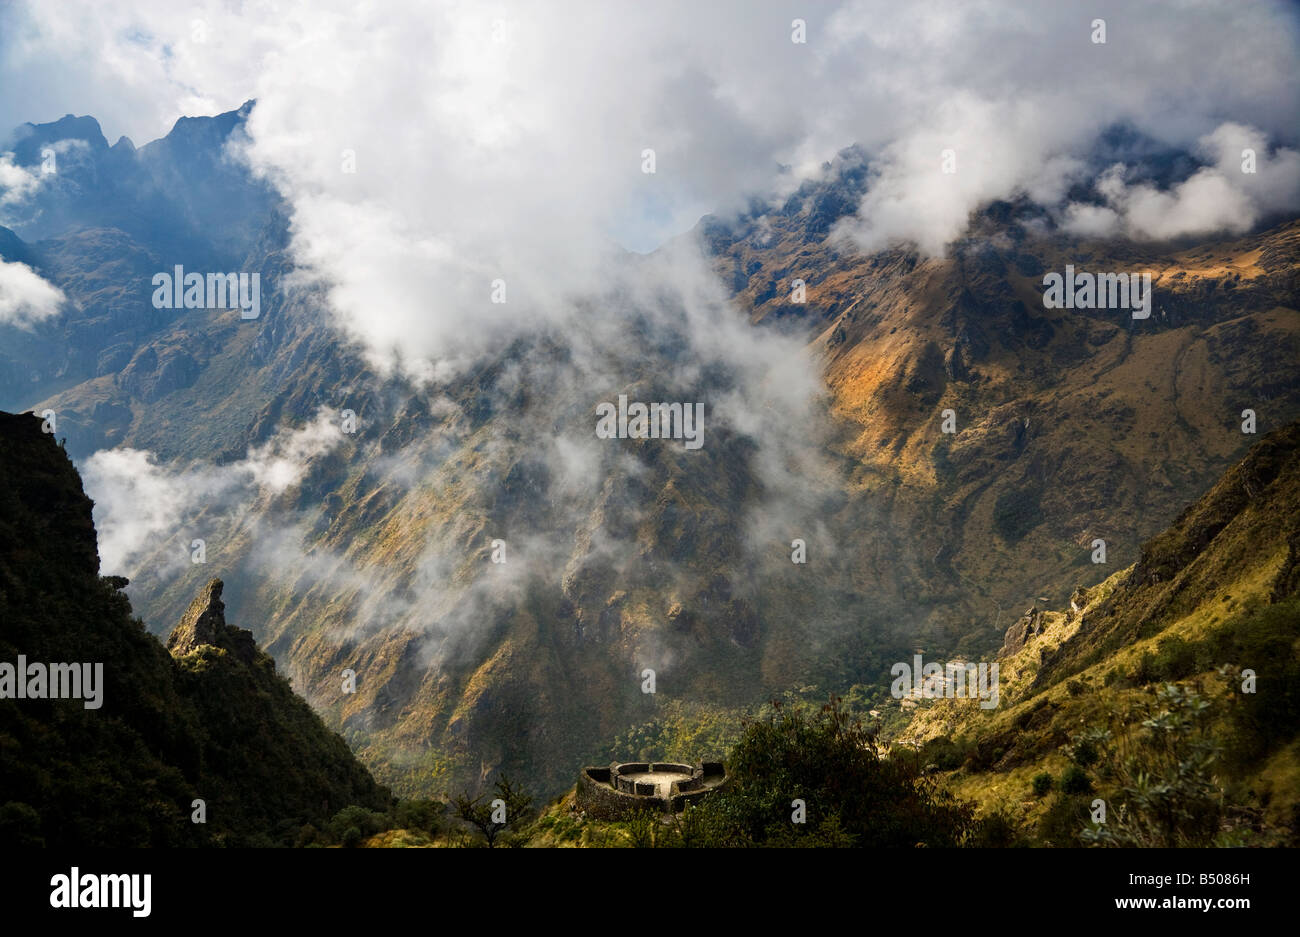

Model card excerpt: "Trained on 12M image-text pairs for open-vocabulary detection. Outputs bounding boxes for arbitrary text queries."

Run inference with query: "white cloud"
[0,258,63,326]
[0,1,1294,370]
[81,408,344,576]
[0,153,43,205]
[1062,124,1300,240]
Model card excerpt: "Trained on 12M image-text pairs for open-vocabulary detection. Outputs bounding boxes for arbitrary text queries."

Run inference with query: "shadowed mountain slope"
[0,411,391,846]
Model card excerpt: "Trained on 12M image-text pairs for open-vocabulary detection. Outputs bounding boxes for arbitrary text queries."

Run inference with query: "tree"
[325,804,388,847]
[394,797,445,835]
[454,775,533,848]
[683,696,976,847]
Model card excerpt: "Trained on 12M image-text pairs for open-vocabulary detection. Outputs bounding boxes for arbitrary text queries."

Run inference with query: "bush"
[968,809,1027,847]
[1211,598,1300,767]
[325,805,388,845]
[917,735,975,771]
[1071,738,1100,769]
[681,697,977,847]
[394,798,444,834]
[1132,636,1204,685]
[1038,793,1092,847]
[1078,684,1224,847]
[1032,772,1054,797]
[1060,765,1092,794]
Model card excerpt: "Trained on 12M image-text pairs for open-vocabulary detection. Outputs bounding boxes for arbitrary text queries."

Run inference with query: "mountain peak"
[161,100,254,144]
[11,113,109,161]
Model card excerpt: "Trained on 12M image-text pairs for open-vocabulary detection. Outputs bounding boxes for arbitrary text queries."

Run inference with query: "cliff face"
[0,411,390,846]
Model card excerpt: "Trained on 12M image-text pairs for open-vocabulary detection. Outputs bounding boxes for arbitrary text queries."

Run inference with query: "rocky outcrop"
[166,578,259,665]
[1001,606,1047,657]
[117,346,201,402]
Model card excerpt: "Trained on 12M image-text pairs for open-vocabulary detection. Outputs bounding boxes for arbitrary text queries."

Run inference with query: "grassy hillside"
[898,420,1300,846]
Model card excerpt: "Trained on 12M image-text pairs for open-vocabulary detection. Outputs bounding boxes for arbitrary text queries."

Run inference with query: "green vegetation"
[601,697,979,848]
[454,775,534,848]
[1074,683,1221,847]
[0,413,394,847]
[992,483,1043,542]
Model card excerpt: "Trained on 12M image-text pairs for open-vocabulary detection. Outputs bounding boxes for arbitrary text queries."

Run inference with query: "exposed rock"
[166,577,260,665]
[0,411,390,846]
[95,342,134,376]
[1001,605,1047,657]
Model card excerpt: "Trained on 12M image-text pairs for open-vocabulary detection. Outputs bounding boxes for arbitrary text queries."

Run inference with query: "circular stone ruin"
[575,761,728,819]
[618,764,694,798]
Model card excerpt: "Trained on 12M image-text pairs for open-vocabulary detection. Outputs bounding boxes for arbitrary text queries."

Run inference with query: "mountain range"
[1,102,1296,803]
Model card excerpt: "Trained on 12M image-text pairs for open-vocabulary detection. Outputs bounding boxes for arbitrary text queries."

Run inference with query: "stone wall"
[575,761,728,821]
[649,762,693,775]
[576,767,660,821]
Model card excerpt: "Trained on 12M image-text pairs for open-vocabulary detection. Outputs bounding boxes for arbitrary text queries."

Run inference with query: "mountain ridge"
[0,410,392,846]
[2,103,1297,800]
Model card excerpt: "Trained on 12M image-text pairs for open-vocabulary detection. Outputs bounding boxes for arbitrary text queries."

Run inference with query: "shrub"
[1038,793,1092,847]
[1060,765,1092,794]
[325,805,388,845]
[394,798,444,834]
[1078,684,1224,847]
[682,697,976,848]
[969,809,1026,848]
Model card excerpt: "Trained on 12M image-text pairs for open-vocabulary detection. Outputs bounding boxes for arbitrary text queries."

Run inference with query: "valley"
[1,101,1297,816]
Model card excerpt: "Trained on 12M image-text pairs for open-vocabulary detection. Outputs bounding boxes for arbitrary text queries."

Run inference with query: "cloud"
[1,1,1295,365]
[1062,123,1300,240]
[825,3,1300,253]
[0,258,63,326]
[0,153,43,205]
[8,0,1300,687]
[80,408,344,576]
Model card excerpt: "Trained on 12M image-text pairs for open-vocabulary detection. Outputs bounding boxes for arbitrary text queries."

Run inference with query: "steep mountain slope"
[2,108,1296,802]
[707,153,1300,648]
[0,102,276,430]
[899,420,1300,843]
[0,411,391,846]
